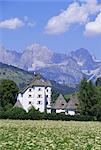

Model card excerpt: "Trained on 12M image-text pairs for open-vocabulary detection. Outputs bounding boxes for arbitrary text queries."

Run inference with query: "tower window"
[46,95,48,98]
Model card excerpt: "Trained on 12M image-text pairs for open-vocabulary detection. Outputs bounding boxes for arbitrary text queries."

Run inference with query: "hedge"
[0,107,100,121]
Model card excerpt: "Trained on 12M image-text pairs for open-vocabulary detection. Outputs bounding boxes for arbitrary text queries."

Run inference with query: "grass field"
[0,120,101,150]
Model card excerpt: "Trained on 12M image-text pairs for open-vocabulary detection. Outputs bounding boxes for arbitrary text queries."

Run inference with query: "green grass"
[0,120,101,150]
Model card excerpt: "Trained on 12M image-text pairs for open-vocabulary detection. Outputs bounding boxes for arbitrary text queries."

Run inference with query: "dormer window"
[61,103,64,106]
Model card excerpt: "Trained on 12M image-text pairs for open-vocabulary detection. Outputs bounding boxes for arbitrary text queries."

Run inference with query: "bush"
[26,107,43,120]
[0,107,98,121]
[0,107,26,119]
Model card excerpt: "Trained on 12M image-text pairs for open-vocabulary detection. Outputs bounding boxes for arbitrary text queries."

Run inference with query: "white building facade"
[16,77,52,113]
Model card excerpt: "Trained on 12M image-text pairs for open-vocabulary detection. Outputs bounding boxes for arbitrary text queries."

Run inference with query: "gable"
[54,94,68,109]
[67,95,79,110]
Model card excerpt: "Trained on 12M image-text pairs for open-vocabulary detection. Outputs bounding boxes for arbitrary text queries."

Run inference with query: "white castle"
[15,75,78,115]
[15,75,52,113]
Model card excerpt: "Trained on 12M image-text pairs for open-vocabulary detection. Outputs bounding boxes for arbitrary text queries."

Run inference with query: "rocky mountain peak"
[70,48,98,70]
[0,44,100,85]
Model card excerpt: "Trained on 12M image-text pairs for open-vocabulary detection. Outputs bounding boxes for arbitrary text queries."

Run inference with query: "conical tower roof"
[54,94,68,109]
[67,95,79,110]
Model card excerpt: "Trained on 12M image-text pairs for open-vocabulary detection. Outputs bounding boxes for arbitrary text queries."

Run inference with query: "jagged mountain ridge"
[70,48,101,70]
[0,43,100,85]
[0,45,20,66]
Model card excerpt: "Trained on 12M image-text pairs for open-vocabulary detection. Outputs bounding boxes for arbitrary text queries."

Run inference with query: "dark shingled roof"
[20,75,52,93]
[66,95,79,110]
[53,94,68,109]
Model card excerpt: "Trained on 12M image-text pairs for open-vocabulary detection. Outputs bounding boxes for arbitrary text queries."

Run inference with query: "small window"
[29,89,32,92]
[21,93,23,97]
[38,94,42,98]
[38,101,41,104]
[28,95,32,98]
[61,103,64,106]
[29,101,31,104]
[46,95,48,98]
[38,88,41,91]
[46,101,48,105]
[47,89,48,92]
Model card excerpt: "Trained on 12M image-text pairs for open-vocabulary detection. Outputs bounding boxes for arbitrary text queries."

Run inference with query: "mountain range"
[0,43,101,85]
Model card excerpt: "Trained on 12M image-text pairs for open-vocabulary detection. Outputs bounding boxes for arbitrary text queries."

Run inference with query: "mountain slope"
[36,57,83,85]
[0,62,34,88]
[0,44,21,66]
[0,43,101,85]
[0,62,77,94]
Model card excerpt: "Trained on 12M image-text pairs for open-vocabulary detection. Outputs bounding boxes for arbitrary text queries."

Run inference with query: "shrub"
[0,107,97,121]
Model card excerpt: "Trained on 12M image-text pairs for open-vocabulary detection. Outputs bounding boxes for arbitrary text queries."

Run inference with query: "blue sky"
[0,0,101,59]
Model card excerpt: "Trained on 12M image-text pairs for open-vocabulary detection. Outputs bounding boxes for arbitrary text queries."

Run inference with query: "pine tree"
[0,79,19,109]
[78,78,97,116]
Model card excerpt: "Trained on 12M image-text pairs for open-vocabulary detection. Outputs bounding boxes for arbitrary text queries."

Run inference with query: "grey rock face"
[0,43,100,85]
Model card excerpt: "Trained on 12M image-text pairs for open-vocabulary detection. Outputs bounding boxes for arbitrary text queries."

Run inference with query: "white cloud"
[0,18,24,29]
[84,12,101,36]
[45,0,101,35]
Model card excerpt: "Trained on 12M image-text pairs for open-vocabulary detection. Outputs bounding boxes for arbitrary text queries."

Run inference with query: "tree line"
[78,78,101,120]
[0,78,101,120]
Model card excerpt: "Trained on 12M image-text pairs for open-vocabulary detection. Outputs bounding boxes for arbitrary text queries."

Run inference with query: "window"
[28,95,32,98]
[61,103,64,106]
[29,88,32,92]
[21,93,23,97]
[46,95,48,98]
[38,88,41,91]
[37,94,42,98]
[29,101,31,104]
[47,89,48,92]
[46,101,48,105]
[38,101,41,104]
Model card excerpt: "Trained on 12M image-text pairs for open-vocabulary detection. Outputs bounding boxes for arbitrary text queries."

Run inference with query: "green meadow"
[0,120,101,150]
